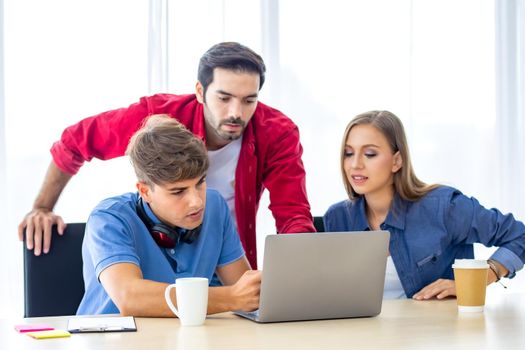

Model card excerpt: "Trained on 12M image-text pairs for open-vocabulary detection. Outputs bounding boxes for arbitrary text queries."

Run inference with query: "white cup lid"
[452,259,489,269]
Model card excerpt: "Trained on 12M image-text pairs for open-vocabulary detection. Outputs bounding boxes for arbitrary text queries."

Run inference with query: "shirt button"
[249,250,253,256]
[170,249,175,255]
[249,224,253,230]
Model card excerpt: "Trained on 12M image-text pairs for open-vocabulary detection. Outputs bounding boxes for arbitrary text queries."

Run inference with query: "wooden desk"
[2,292,525,350]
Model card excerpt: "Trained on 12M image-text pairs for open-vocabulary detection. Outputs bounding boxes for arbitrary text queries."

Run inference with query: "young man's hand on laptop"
[228,270,261,312]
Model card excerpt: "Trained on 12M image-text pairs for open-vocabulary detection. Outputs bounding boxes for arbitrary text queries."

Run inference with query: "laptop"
[235,231,390,323]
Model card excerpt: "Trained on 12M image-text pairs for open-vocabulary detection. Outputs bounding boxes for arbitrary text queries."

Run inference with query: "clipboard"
[67,316,137,333]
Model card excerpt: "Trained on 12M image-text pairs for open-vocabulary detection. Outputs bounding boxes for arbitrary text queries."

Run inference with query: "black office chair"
[23,223,86,317]
[313,216,325,232]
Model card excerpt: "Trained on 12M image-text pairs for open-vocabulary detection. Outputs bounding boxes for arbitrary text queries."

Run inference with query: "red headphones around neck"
[135,198,201,248]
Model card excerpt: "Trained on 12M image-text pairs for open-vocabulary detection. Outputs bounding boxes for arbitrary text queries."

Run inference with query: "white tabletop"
[2,291,525,350]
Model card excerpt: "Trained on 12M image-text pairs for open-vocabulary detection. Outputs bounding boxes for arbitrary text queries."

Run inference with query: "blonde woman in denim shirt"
[323,111,525,300]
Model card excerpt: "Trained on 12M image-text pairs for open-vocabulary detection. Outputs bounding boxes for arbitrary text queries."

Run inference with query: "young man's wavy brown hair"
[126,114,209,187]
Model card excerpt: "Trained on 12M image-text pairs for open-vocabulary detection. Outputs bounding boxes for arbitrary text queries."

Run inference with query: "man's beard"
[217,117,246,140]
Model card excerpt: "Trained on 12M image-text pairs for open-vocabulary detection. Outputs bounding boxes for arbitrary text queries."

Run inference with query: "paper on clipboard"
[67,316,137,333]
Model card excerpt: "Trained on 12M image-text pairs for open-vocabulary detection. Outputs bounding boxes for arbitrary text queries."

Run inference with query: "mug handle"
[164,284,180,317]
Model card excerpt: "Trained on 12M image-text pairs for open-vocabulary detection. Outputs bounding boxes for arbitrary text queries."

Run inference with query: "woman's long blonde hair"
[341,110,439,201]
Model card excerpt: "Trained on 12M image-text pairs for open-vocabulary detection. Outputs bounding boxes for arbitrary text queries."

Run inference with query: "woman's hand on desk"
[412,279,456,301]
[412,263,508,301]
[229,270,261,311]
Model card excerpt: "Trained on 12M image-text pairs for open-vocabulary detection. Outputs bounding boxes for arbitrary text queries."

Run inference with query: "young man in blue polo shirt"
[77,115,261,316]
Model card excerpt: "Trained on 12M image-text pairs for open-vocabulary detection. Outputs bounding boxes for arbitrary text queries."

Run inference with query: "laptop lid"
[252,231,390,323]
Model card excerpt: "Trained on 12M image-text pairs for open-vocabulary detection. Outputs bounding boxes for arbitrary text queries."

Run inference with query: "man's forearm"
[113,279,236,317]
[33,161,72,210]
[115,279,177,317]
[208,286,237,314]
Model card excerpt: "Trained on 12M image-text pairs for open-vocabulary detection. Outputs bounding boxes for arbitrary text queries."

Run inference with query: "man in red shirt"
[19,42,314,268]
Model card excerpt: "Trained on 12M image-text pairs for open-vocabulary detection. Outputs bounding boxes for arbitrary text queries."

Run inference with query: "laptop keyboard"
[245,309,259,317]
[235,309,260,320]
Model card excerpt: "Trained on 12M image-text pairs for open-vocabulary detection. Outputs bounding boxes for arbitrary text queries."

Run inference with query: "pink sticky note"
[14,324,55,333]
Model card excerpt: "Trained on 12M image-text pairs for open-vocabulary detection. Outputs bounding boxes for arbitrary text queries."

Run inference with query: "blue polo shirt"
[77,189,245,315]
[323,186,525,298]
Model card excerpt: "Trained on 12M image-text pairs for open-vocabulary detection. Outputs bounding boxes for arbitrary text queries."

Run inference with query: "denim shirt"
[323,186,525,298]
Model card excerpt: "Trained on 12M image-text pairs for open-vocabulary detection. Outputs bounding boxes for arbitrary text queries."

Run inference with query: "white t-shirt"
[383,256,407,299]
[206,137,242,225]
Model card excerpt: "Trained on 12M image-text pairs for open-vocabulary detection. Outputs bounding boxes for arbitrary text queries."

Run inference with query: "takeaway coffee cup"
[165,277,208,326]
[452,259,489,312]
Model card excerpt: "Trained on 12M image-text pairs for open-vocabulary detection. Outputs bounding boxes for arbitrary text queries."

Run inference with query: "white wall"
[2,0,149,316]
[1,0,524,316]
[0,0,9,313]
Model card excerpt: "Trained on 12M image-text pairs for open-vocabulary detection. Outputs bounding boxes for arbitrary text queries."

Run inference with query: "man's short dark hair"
[198,42,266,97]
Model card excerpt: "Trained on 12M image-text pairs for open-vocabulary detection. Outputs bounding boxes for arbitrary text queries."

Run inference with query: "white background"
[1,0,524,316]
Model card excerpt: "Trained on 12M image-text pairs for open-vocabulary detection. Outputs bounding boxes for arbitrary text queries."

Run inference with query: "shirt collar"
[350,193,407,231]
[350,197,371,231]
[384,193,407,230]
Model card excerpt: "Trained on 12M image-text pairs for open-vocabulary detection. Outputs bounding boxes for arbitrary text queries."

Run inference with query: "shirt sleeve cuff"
[95,254,140,280]
[490,247,524,279]
[50,141,85,175]
[217,251,245,268]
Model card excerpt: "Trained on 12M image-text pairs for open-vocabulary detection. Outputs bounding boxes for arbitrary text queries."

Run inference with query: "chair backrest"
[313,216,325,232]
[23,223,86,317]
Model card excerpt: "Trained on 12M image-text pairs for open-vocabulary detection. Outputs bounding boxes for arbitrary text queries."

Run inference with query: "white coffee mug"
[165,277,209,326]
